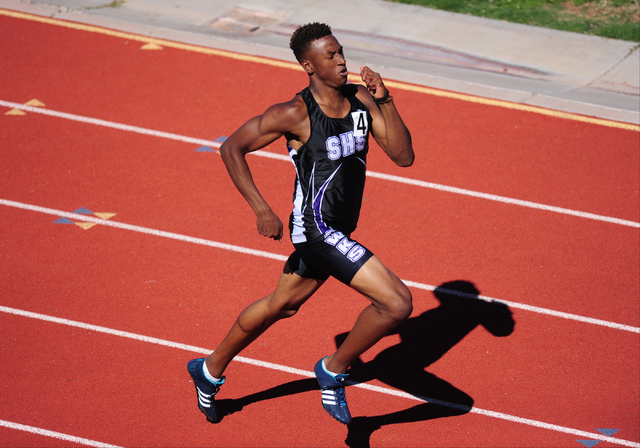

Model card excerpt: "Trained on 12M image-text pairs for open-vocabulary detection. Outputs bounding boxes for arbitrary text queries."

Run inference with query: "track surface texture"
[1,11,638,448]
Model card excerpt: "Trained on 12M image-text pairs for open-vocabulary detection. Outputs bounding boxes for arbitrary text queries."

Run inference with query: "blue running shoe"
[187,358,225,423]
[314,357,352,424]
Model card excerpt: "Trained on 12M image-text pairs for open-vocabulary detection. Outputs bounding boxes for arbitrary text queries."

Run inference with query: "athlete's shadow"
[340,280,515,448]
[214,378,318,422]
[213,280,514,447]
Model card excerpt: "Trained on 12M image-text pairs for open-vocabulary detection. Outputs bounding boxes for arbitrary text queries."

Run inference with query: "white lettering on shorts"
[347,245,366,262]
[324,231,345,246]
[336,237,356,255]
[324,232,368,264]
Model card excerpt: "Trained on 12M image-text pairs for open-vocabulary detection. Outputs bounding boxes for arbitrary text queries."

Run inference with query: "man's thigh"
[349,255,412,308]
[266,259,327,312]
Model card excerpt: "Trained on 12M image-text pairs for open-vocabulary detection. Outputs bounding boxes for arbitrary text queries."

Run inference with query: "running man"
[188,22,414,425]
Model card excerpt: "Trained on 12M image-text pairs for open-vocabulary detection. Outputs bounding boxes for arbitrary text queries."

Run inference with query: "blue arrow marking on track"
[595,429,619,437]
[576,440,600,447]
[53,217,74,224]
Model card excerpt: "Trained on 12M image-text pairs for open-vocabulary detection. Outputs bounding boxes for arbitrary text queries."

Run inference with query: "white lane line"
[0,419,122,448]
[0,100,218,148]
[365,171,640,228]
[0,199,287,262]
[1,198,638,334]
[1,305,638,448]
[402,281,640,334]
[1,99,638,229]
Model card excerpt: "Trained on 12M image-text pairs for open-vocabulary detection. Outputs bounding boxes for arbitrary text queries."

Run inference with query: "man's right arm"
[219,99,306,241]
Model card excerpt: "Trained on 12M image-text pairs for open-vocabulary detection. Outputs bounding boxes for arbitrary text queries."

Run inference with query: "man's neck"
[309,81,348,118]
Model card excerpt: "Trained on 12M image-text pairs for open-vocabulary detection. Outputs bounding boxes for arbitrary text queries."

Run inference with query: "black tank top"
[288,84,372,244]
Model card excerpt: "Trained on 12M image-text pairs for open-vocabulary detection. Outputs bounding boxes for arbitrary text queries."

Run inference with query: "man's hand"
[256,208,283,241]
[360,66,388,100]
[358,67,413,167]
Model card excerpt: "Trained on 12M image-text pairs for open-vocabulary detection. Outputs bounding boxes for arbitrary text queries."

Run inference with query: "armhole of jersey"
[300,89,315,149]
[287,91,314,155]
[351,85,371,113]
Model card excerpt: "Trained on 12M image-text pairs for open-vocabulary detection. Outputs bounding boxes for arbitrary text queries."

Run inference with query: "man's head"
[289,23,348,87]
[289,22,333,63]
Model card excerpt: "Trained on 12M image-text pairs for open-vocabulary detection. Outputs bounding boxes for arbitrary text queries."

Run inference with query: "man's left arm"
[359,66,414,167]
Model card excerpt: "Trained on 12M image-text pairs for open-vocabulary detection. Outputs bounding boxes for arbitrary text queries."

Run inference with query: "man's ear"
[301,59,315,76]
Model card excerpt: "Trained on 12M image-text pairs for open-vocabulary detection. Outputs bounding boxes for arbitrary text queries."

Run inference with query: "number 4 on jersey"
[352,110,368,137]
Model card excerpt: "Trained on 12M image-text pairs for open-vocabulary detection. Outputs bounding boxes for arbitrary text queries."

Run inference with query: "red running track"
[0,9,638,448]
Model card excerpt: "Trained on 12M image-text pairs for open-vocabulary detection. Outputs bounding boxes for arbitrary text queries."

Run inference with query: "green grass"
[388,0,640,42]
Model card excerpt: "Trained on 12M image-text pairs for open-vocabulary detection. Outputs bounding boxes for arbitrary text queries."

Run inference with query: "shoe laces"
[334,385,347,406]
[327,376,347,406]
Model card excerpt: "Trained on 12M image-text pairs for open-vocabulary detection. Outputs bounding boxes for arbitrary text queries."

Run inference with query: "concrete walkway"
[3,0,639,124]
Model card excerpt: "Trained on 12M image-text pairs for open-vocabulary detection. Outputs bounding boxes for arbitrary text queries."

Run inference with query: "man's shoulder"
[265,92,307,121]
[259,92,309,137]
[351,84,375,109]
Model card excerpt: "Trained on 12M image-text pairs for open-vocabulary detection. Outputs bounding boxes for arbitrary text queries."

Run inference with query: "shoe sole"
[321,401,350,425]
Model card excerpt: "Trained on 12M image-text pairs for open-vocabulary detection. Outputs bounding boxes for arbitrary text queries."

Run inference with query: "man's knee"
[263,270,323,320]
[376,281,412,323]
[389,286,413,322]
[276,303,302,319]
[351,257,413,322]
[263,292,302,320]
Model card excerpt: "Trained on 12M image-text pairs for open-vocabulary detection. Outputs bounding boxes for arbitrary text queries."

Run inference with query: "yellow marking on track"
[94,213,117,220]
[5,108,26,115]
[0,9,302,71]
[4,98,45,115]
[24,99,45,107]
[75,222,97,230]
[1,7,638,132]
[140,42,162,50]
[347,74,640,132]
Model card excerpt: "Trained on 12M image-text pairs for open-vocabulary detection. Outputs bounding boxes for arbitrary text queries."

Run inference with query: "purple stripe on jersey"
[313,164,342,234]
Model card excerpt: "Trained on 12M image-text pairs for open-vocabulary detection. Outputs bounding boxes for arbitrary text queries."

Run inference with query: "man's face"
[303,35,348,87]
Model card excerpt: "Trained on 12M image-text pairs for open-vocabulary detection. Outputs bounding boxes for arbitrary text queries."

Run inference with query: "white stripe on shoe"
[322,390,338,406]
[197,388,212,408]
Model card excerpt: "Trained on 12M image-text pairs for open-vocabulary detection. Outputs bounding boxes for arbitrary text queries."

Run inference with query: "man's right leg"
[188,264,324,422]
[205,269,324,378]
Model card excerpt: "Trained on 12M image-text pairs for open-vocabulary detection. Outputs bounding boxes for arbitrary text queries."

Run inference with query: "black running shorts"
[287,230,375,286]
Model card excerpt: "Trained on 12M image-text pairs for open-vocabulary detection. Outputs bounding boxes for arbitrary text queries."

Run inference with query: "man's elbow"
[395,150,415,167]
[219,141,240,163]
[219,141,229,157]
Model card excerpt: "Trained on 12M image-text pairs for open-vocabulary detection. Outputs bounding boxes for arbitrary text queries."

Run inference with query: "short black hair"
[289,22,332,62]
